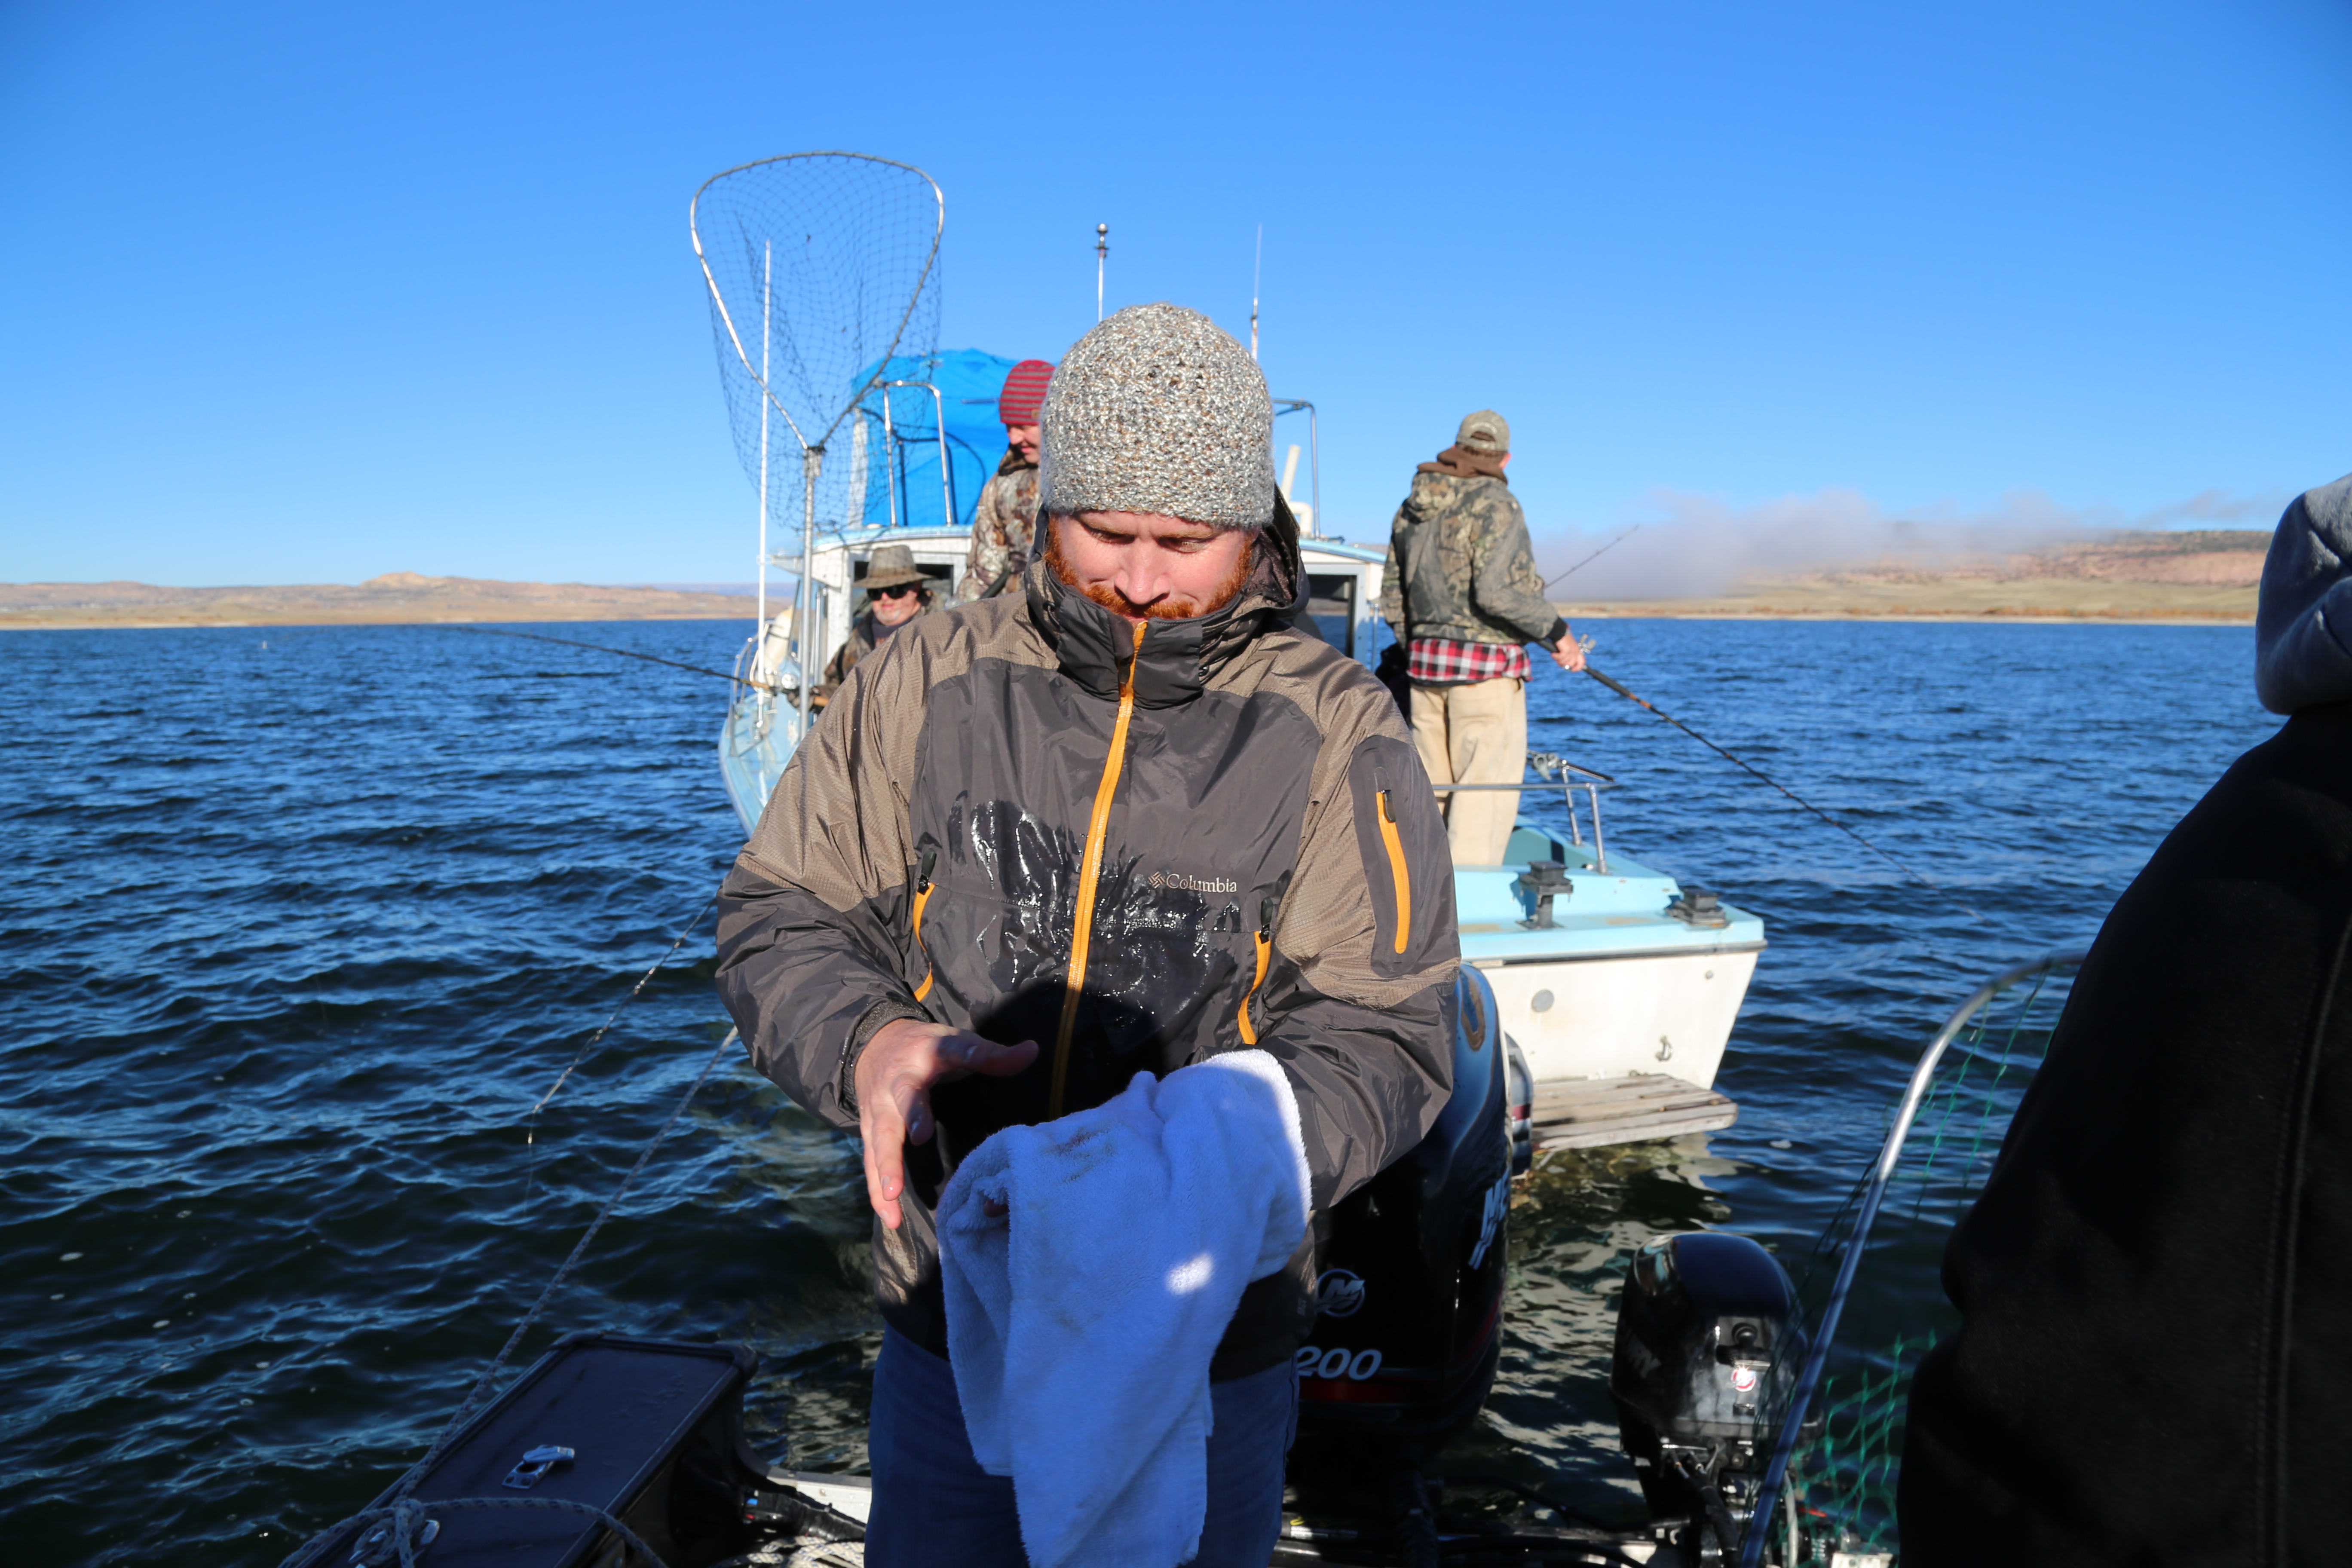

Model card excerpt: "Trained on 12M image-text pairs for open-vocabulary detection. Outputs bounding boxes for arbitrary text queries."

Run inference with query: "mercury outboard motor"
[1610,1231,1804,1562]
[1291,966,1511,1477]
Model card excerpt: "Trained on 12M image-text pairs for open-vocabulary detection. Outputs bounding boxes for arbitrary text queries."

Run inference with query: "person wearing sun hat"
[717,303,1458,1567]
[814,542,936,708]
[957,358,1055,602]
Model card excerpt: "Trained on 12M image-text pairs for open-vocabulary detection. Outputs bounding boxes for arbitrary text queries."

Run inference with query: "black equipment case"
[307,1332,773,1568]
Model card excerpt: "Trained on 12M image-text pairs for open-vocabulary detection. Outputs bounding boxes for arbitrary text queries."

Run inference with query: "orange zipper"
[1237,896,1276,1045]
[1376,788,1411,955]
[910,848,938,1002]
[1050,622,1144,1118]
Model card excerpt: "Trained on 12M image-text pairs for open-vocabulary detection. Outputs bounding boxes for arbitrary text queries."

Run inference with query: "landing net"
[690,152,944,558]
[1744,953,2083,1566]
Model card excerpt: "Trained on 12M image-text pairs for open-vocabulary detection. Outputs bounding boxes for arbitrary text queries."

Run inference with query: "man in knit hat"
[717,303,1458,1566]
[1379,409,1584,866]
[956,358,1054,602]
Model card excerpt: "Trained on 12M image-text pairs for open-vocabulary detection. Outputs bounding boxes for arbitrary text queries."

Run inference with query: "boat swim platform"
[1527,1072,1738,1151]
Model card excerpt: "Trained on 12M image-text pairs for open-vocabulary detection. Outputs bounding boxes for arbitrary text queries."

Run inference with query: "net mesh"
[691,152,944,556]
[1761,959,2080,1565]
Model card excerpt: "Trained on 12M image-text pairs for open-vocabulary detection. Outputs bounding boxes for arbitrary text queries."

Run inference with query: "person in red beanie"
[957,358,1053,602]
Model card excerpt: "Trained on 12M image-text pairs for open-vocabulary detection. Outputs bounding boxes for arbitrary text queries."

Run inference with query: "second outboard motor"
[1610,1231,1804,1562]
[1291,966,1512,1475]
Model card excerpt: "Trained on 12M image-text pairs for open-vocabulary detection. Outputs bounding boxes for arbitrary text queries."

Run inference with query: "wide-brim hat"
[862,543,928,592]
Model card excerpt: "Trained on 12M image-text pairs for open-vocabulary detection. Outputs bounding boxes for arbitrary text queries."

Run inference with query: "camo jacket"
[958,462,1042,602]
[1378,471,1566,648]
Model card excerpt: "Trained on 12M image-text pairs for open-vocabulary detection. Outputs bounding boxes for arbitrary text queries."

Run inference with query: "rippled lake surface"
[0,616,2279,1565]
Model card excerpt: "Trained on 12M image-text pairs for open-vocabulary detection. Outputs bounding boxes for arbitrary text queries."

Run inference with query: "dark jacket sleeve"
[1472,489,1568,646]
[715,640,928,1129]
[1249,703,1461,1210]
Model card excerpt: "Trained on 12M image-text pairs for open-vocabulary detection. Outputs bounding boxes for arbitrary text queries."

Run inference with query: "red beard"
[1043,524,1256,622]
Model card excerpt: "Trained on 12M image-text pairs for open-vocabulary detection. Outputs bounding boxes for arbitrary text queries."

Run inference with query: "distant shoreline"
[4,541,2264,631]
[1553,538,2262,626]
[0,573,762,631]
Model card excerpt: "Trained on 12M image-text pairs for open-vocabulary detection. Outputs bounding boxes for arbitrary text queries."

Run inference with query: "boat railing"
[873,380,957,530]
[1432,750,1617,870]
[727,634,805,761]
[1738,950,2087,1567]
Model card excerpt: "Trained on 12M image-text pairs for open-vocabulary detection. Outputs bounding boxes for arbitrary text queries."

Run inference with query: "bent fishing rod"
[441,625,782,693]
[1577,660,1984,924]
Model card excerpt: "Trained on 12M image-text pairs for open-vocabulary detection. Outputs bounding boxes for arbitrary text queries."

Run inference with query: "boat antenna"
[1578,661,1985,924]
[1095,223,1109,320]
[1250,223,1262,361]
[1542,524,1642,590]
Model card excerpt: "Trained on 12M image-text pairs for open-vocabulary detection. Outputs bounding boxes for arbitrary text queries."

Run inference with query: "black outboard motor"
[1291,965,1511,1488]
[1610,1231,1804,1562]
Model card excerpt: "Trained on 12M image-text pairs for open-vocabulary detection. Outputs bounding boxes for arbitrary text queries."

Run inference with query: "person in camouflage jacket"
[1378,410,1583,865]
[958,358,1052,602]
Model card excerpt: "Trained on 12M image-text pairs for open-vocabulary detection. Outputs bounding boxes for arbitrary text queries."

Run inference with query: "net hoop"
[687,151,946,458]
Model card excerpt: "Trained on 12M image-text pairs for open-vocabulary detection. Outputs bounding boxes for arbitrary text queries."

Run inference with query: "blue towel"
[936,1051,1311,1568]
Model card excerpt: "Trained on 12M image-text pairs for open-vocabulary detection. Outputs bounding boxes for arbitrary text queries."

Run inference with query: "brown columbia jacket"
[715,498,1459,1377]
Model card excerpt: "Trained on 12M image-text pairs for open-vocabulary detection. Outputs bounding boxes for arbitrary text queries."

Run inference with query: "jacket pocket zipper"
[1050,622,1144,1117]
[1237,894,1279,1046]
[1377,788,1411,956]
[910,847,938,1002]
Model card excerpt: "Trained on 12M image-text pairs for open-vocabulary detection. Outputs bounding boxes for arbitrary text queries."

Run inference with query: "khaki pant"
[1409,677,1526,867]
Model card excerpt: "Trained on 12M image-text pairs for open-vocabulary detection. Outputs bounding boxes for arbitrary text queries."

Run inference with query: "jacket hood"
[1025,493,1310,709]
[2256,473,2352,714]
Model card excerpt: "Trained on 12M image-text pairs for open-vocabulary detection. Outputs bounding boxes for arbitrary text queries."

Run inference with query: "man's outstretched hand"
[1549,628,1588,672]
[855,1019,1038,1229]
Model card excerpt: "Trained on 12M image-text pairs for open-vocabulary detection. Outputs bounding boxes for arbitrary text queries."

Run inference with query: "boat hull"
[1477,943,1762,1087]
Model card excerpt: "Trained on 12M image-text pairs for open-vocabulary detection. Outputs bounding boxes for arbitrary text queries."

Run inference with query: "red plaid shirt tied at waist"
[1406,637,1533,685]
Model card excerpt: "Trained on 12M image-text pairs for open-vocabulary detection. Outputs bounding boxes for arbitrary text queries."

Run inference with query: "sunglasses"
[871,583,922,600]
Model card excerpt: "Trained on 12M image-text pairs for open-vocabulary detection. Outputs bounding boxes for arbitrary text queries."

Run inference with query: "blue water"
[0,617,2278,1565]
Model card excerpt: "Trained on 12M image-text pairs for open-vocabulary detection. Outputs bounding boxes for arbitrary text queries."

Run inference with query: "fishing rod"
[1579,661,1984,923]
[1543,524,1642,591]
[443,625,781,693]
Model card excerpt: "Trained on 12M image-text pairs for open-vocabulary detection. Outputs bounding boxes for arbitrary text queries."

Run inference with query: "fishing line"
[443,625,781,692]
[522,894,720,1206]
[1580,662,1987,925]
[278,1025,740,1568]
[1543,524,1643,591]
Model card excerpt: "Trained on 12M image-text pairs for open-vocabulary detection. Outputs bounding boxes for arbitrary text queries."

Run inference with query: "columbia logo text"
[1147,870,1239,893]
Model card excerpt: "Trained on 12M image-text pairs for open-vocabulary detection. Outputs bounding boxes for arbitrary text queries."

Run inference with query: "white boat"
[717,506,1765,1155]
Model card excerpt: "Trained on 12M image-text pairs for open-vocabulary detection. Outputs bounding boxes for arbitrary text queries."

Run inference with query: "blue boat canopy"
[847,349,1020,532]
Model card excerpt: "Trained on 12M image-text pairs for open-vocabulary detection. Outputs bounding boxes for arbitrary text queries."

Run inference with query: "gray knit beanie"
[1039,303,1274,532]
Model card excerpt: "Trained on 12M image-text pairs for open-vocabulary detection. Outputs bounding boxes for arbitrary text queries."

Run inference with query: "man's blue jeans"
[864,1325,1298,1568]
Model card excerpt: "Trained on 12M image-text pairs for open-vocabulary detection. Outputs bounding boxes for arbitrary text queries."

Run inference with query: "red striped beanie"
[997,358,1054,426]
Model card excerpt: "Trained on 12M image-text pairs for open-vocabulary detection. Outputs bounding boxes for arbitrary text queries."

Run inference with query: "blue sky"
[2,0,2347,588]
